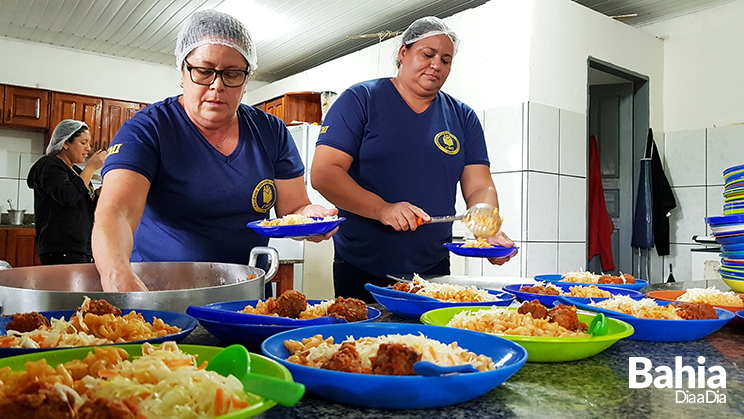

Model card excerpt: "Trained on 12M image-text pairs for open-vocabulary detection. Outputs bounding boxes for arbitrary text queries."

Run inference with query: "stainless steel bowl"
[0,247,279,314]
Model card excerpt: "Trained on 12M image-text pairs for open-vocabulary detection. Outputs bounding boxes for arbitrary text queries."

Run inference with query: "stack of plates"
[705,213,744,291]
[723,164,744,215]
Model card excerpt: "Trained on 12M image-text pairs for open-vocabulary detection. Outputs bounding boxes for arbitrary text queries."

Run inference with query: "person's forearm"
[92,209,136,279]
[312,166,388,221]
[78,165,97,186]
[463,186,499,210]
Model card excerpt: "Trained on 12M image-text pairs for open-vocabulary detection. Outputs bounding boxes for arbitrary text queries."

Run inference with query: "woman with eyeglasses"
[92,10,337,292]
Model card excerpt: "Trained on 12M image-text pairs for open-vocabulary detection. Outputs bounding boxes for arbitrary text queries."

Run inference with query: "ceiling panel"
[0,0,734,82]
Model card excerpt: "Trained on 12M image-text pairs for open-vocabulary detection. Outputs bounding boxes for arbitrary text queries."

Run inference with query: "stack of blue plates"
[723,164,744,215]
[705,214,744,286]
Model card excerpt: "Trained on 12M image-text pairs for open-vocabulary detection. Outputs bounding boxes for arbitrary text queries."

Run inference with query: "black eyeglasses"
[184,60,249,88]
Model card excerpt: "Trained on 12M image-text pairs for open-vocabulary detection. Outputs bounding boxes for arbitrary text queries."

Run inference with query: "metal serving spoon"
[416,203,503,238]
[413,361,479,376]
[207,344,306,407]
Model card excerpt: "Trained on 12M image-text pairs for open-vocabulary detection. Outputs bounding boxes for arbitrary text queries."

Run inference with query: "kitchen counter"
[181,280,744,418]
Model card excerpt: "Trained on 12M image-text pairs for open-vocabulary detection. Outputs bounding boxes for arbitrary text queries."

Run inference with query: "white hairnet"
[46,120,88,155]
[175,9,257,72]
[397,16,460,57]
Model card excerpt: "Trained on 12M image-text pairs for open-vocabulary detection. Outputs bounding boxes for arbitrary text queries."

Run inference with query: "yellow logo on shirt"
[107,144,122,155]
[320,126,329,134]
[252,179,276,213]
[434,131,460,155]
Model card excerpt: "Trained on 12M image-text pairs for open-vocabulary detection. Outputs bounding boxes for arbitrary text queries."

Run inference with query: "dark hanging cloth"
[631,158,654,248]
[587,135,615,271]
[646,128,676,256]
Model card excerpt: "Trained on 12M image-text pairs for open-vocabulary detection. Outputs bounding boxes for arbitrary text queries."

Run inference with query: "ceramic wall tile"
[483,103,524,173]
[464,257,483,277]
[706,185,725,234]
[0,151,21,179]
[527,102,559,173]
[707,125,744,185]
[558,176,587,242]
[482,244,523,278]
[647,249,669,284]
[558,242,586,273]
[668,186,706,245]
[664,129,706,187]
[17,183,34,212]
[492,172,524,241]
[559,109,586,177]
[523,242,558,278]
[0,178,21,212]
[526,172,559,241]
[666,244,696,283]
[20,153,43,179]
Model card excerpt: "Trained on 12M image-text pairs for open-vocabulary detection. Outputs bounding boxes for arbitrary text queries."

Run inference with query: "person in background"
[92,10,336,292]
[27,120,106,265]
[311,16,516,302]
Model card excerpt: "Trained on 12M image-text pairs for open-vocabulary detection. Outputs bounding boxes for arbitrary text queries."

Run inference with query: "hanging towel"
[587,135,615,271]
[646,129,677,256]
[631,157,654,248]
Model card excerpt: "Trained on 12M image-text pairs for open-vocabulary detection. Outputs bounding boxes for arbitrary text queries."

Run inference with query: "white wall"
[640,0,744,133]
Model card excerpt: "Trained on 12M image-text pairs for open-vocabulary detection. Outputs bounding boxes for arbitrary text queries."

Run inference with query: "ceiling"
[0,0,733,83]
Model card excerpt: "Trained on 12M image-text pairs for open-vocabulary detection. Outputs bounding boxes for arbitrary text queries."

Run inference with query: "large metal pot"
[0,247,278,314]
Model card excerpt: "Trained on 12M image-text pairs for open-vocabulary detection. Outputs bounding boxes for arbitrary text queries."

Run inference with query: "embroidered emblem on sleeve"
[252,179,276,212]
[434,131,460,155]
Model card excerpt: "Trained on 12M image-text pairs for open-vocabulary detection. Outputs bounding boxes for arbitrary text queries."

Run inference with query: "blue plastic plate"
[706,214,744,226]
[443,243,518,258]
[261,322,527,409]
[737,310,744,322]
[532,274,648,291]
[556,297,734,341]
[194,303,381,350]
[0,309,198,358]
[246,217,345,238]
[724,164,744,176]
[502,283,644,306]
[368,288,514,319]
[189,299,371,326]
[715,235,744,245]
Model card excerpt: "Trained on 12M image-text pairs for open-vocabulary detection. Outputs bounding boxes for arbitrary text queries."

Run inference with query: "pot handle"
[249,246,279,284]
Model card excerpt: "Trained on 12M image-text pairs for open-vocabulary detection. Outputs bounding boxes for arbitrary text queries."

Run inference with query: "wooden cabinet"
[48,92,103,152]
[0,227,40,267]
[1,85,49,130]
[254,92,322,125]
[100,99,143,151]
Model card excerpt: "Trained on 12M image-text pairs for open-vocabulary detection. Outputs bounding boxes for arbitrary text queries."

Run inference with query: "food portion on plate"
[672,287,744,307]
[391,275,505,303]
[240,290,368,322]
[443,242,518,258]
[446,301,590,337]
[562,270,637,285]
[0,297,181,349]
[461,238,494,248]
[519,282,612,298]
[259,214,338,226]
[0,342,256,418]
[283,333,494,375]
[590,295,718,320]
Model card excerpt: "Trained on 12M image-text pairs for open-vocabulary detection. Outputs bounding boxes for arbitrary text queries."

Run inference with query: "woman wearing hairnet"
[93,9,336,292]
[27,120,106,265]
[311,17,516,302]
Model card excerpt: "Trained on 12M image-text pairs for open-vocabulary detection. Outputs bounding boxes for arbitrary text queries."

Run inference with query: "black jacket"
[26,156,97,255]
[647,129,677,256]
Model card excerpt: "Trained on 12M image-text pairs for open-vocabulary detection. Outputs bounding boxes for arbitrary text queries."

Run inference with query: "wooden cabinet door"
[264,97,284,121]
[4,228,39,267]
[100,99,141,151]
[3,85,49,129]
[49,92,102,153]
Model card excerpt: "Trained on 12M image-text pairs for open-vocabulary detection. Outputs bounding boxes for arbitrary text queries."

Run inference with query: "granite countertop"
[181,279,744,418]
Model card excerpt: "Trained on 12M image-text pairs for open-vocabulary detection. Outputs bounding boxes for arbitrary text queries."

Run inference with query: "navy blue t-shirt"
[102,96,304,264]
[317,78,489,277]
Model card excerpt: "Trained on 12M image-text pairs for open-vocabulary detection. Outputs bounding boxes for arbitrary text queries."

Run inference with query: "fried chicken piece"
[273,290,307,319]
[519,285,560,296]
[5,312,50,333]
[621,273,636,284]
[597,275,623,285]
[392,282,410,292]
[675,302,718,320]
[548,304,588,332]
[371,343,420,376]
[321,341,362,373]
[327,297,368,322]
[517,299,550,319]
[77,398,136,419]
[0,381,75,419]
[78,299,122,317]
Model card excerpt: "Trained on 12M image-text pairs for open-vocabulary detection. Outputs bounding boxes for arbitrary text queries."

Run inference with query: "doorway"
[587,58,649,276]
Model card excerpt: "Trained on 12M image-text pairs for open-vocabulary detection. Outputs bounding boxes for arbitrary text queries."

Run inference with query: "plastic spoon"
[364,283,439,302]
[416,203,503,238]
[207,345,306,407]
[186,305,347,326]
[413,361,479,376]
[588,313,608,336]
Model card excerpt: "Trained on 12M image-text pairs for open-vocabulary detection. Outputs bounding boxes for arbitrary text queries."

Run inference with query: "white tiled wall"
[661,124,744,282]
[469,101,587,279]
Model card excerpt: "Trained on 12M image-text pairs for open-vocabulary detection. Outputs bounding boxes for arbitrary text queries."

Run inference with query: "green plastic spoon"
[207,344,306,407]
[588,312,608,336]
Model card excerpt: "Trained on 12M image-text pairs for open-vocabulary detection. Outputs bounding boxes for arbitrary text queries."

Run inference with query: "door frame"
[587,57,650,277]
